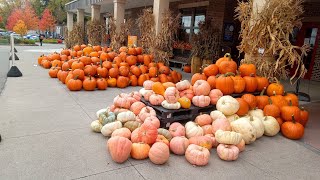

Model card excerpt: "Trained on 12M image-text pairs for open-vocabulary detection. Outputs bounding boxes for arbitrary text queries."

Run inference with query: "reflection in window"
[182,16,192,28]
[194,15,205,28]
[194,29,200,34]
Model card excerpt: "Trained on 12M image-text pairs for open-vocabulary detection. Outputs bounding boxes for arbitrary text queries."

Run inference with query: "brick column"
[114,0,126,32]
[153,0,169,35]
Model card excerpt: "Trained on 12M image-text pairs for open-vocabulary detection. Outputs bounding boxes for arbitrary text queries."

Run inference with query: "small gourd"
[101,121,122,137]
[161,100,181,110]
[96,108,107,118]
[117,111,136,123]
[91,120,103,133]
[99,111,116,125]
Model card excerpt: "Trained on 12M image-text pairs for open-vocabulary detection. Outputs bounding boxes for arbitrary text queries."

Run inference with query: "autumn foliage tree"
[6,3,38,31]
[39,8,56,32]
[13,20,27,36]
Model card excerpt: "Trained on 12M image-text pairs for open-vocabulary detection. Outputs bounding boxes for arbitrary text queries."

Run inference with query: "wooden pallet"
[141,98,216,128]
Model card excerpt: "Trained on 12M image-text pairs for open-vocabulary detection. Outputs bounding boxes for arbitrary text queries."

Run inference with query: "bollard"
[7,33,22,77]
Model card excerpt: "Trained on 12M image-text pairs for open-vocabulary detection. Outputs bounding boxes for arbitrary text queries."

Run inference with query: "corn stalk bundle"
[101,18,107,45]
[66,24,84,48]
[153,10,181,64]
[137,8,156,54]
[108,17,119,51]
[235,0,309,83]
[190,18,221,62]
[109,17,133,52]
[87,20,104,45]
[64,28,70,48]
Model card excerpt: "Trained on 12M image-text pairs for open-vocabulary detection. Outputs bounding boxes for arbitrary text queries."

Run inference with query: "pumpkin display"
[131,142,150,160]
[178,97,191,109]
[209,89,223,105]
[164,87,180,103]
[185,121,204,138]
[117,111,136,123]
[239,63,256,77]
[215,73,235,95]
[267,80,284,96]
[210,110,227,121]
[262,116,280,136]
[149,94,165,106]
[217,144,239,161]
[299,107,309,127]
[195,114,212,126]
[124,121,142,132]
[241,94,257,110]
[107,136,132,163]
[185,144,210,166]
[281,115,304,140]
[188,136,213,149]
[149,142,170,165]
[67,76,82,91]
[212,118,232,134]
[111,128,132,139]
[91,120,103,133]
[231,117,256,144]
[192,95,210,107]
[281,101,301,122]
[101,121,122,137]
[169,122,186,137]
[157,128,173,141]
[235,98,249,116]
[170,136,190,155]
[176,80,191,91]
[161,100,181,110]
[193,80,211,96]
[215,130,242,145]
[216,96,240,116]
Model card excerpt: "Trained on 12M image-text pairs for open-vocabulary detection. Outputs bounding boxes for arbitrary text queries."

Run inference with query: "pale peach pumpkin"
[188,136,213,149]
[193,80,211,96]
[195,114,212,126]
[149,94,165,106]
[144,116,160,129]
[107,136,132,163]
[169,122,186,137]
[131,142,150,160]
[169,136,190,155]
[185,144,210,166]
[204,134,219,148]
[156,135,170,147]
[236,139,245,152]
[192,95,210,107]
[130,102,146,115]
[209,89,223,105]
[201,125,213,135]
[212,118,232,134]
[164,87,180,103]
[217,144,239,161]
[176,80,191,91]
[149,142,170,165]
[179,89,194,100]
[143,80,154,90]
[138,106,156,122]
[111,128,132,139]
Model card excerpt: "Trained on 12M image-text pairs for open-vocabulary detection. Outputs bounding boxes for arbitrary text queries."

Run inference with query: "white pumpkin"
[226,114,240,123]
[247,116,264,139]
[248,109,264,120]
[215,130,242,145]
[91,120,103,133]
[101,121,122,137]
[96,108,107,118]
[117,111,136,123]
[161,100,181,110]
[216,96,240,116]
[262,116,280,136]
[231,117,256,144]
[139,88,153,97]
[185,121,204,138]
[210,110,226,121]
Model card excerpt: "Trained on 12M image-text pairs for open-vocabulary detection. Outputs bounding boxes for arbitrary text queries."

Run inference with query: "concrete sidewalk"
[0,44,320,179]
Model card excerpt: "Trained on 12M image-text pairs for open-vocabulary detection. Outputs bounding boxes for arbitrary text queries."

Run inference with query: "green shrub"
[0,37,9,44]
[43,39,58,44]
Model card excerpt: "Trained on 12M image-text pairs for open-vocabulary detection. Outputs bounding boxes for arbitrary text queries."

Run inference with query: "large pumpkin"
[216,96,240,116]
[169,136,189,155]
[203,64,219,77]
[185,144,210,166]
[193,80,211,96]
[149,142,170,165]
[131,142,150,160]
[107,136,132,163]
[169,122,186,137]
[217,144,239,161]
[131,122,158,145]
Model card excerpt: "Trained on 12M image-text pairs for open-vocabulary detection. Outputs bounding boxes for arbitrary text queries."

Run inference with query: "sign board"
[128,36,137,47]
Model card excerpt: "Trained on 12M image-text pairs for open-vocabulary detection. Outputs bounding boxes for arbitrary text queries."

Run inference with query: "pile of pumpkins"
[37,44,182,91]
[90,78,309,166]
[191,53,270,95]
[139,79,222,109]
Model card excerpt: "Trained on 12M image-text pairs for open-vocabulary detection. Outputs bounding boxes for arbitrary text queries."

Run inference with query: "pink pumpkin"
[149,94,165,106]
[217,144,239,161]
[149,142,170,165]
[130,102,146,115]
[111,128,132,139]
[143,80,154,90]
[128,91,141,101]
[209,89,223,105]
[144,116,160,129]
[236,139,245,152]
[192,95,210,107]
[138,106,156,122]
[113,94,131,109]
[195,114,212,126]
[144,90,154,101]
[188,136,213,149]
[169,136,189,155]
[109,105,116,112]
[185,144,210,166]
[169,122,186,137]
[176,80,191,91]
[204,134,219,147]
[127,96,138,105]
[107,136,132,163]
[179,89,194,100]
[201,125,213,135]
[193,80,211,96]
[212,118,232,134]
[164,87,180,103]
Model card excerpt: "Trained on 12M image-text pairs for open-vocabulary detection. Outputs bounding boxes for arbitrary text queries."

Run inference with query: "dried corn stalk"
[68,23,84,48]
[87,20,104,45]
[110,17,133,52]
[153,10,180,64]
[190,18,221,62]
[235,0,309,83]
[64,28,70,48]
[137,8,156,54]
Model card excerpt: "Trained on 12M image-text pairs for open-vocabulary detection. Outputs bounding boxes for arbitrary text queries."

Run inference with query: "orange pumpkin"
[83,76,96,91]
[96,77,108,90]
[284,93,299,107]
[215,73,235,95]
[130,143,150,160]
[256,88,269,109]
[256,76,269,92]
[218,58,237,74]
[299,107,309,127]
[152,82,165,96]
[231,75,245,94]
[129,75,138,86]
[216,53,232,67]
[207,76,216,89]
[107,77,117,87]
[263,98,281,118]
[236,98,249,116]
[117,76,129,88]
[203,64,219,77]
[191,73,207,85]
[241,94,257,110]
[267,80,284,96]
[281,116,304,140]
[239,63,256,77]
[183,65,191,73]
[243,75,258,93]
[281,101,301,122]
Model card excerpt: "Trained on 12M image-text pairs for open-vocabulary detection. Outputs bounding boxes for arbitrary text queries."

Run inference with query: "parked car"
[23,34,39,40]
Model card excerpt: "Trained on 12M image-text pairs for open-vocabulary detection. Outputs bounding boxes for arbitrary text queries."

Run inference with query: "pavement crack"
[71,165,133,180]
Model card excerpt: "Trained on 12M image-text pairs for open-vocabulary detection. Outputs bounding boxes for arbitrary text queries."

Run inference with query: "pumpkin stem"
[273,91,277,96]
[268,97,273,105]
[100,59,103,68]
[73,75,79,80]
[224,53,231,59]
[224,72,235,77]
[89,75,92,80]
[260,87,266,96]
[292,115,296,123]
